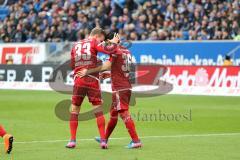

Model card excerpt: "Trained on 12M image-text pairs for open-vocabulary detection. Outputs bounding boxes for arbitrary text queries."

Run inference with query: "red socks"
[70,111,106,141]
[69,112,79,141]
[95,112,106,140]
[69,110,139,143]
[0,125,6,137]
[105,110,140,142]
[105,110,118,140]
[119,110,140,142]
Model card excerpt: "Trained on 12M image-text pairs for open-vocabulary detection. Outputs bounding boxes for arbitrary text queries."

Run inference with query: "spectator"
[0,0,239,42]
[223,55,233,66]
[6,55,14,64]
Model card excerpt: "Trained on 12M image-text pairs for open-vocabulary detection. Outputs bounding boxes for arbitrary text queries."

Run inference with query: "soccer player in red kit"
[0,125,13,154]
[78,33,142,149]
[66,28,119,149]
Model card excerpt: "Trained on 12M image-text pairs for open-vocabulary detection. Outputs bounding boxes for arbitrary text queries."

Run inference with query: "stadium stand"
[0,0,239,42]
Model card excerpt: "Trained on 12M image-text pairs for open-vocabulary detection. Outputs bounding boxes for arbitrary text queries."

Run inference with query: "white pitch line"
[4,132,240,144]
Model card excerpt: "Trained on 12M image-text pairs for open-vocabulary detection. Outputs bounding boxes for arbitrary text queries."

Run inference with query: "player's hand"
[77,69,88,78]
[109,33,120,44]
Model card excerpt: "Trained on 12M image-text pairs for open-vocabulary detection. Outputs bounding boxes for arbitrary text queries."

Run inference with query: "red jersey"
[71,38,113,77]
[109,46,132,91]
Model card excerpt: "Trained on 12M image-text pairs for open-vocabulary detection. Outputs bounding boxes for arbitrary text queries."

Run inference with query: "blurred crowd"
[0,0,239,42]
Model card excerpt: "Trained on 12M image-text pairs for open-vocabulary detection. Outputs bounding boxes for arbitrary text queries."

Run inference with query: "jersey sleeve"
[95,41,118,55]
[108,55,113,62]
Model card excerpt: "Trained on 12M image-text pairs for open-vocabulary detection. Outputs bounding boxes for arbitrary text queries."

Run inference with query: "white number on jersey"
[121,53,132,76]
[75,42,91,60]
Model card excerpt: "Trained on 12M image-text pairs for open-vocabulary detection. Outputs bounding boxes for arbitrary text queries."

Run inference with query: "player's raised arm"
[77,61,112,77]
[95,33,120,55]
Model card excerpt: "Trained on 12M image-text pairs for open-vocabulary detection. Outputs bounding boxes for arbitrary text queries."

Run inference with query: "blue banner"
[129,41,240,65]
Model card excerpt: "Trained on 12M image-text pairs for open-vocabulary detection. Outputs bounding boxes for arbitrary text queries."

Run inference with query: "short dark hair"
[105,32,115,40]
[90,27,105,36]
[225,55,231,60]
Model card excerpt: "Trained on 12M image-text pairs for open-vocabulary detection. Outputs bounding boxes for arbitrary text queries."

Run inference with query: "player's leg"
[92,104,107,149]
[0,125,6,137]
[105,109,118,140]
[117,90,142,149]
[66,84,85,149]
[94,109,118,147]
[94,94,119,146]
[105,93,119,140]
[0,125,14,154]
[119,109,142,148]
[88,80,107,149]
[92,104,105,140]
[119,109,140,142]
[66,104,81,148]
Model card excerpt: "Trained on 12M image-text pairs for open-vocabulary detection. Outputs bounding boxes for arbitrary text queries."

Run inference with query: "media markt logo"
[195,68,209,86]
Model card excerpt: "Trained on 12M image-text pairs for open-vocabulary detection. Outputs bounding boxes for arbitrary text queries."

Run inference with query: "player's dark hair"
[105,32,115,40]
[90,27,105,36]
[225,55,231,60]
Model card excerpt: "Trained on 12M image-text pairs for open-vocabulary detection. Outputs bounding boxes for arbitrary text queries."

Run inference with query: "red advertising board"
[0,64,239,96]
[159,66,240,96]
[163,66,240,88]
[0,44,46,64]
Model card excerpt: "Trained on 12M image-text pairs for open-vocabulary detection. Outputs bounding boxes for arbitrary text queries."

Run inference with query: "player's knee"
[110,110,118,119]
[92,104,103,113]
[92,105,105,119]
[119,110,131,122]
[110,114,118,120]
[92,100,103,112]
[71,104,80,113]
[72,96,83,107]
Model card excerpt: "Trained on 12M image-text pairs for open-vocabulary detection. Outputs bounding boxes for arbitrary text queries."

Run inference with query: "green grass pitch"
[0,90,240,160]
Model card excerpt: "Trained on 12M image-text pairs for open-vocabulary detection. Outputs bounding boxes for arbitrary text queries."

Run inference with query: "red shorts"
[72,76,102,106]
[111,89,131,111]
